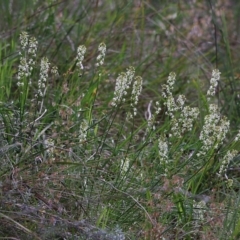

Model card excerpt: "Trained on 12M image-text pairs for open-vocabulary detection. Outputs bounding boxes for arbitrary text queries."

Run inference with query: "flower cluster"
[17,32,38,86]
[162,73,180,117]
[218,150,238,177]
[19,31,29,50]
[96,42,106,67]
[162,72,199,137]
[197,104,230,157]
[171,106,199,137]
[17,57,31,84]
[79,119,89,145]
[76,45,87,70]
[163,72,176,95]
[130,76,143,116]
[176,95,186,108]
[163,73,190,114]
[28,36,38,58]
[165,95,179,117]
[158,136,169,175]
[234,130,240,142]
[111,66,135,107]
[37,57,50,97]
[180,106,199,133]
[121,157,130,176]
[51,66,59,76]
[207,69,220,97]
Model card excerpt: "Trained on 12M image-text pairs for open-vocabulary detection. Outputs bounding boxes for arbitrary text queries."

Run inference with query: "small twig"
[145,100,152,120]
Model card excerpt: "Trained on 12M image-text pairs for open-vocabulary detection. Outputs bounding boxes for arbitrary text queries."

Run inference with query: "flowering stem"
[19,77,30,121]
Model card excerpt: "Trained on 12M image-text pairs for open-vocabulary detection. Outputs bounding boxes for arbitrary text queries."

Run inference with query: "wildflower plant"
[2,28,240,240]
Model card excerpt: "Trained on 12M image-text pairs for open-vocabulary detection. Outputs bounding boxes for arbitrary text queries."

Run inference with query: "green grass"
[1,0,240,239]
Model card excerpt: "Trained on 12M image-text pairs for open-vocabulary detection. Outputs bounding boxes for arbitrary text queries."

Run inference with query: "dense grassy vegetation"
[1,0,240,239]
